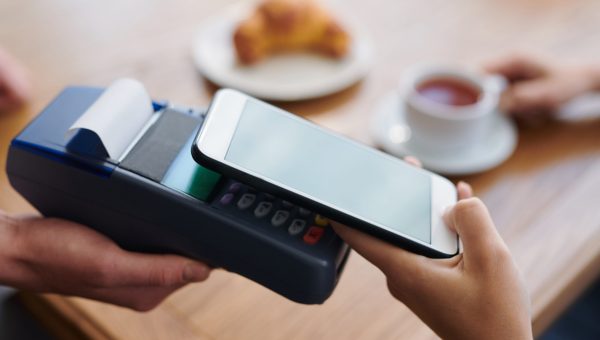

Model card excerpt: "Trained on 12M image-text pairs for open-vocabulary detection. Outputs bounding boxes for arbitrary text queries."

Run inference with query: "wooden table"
[2,0,600,339]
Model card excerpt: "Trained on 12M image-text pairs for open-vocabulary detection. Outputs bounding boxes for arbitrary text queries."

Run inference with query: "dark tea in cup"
[416,77,481,106]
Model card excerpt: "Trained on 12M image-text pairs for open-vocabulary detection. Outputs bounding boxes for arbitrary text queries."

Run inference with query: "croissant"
[233,0,351,64]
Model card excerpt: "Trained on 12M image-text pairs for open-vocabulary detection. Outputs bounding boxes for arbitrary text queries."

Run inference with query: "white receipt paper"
[67,78,154,160]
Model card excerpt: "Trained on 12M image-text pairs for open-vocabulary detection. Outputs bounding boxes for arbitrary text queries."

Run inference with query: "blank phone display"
[225,99,432,243]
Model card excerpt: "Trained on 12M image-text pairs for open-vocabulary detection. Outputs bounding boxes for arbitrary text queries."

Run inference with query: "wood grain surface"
[1,0,600,339]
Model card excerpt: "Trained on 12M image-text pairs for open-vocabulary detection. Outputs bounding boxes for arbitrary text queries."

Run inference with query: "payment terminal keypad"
[288,219,307,235]
[237,193,256,210]
[213,179,331,245]
[254,202,273,218]
[271,210,290,227]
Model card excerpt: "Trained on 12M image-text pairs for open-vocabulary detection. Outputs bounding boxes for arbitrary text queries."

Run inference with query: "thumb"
[108,251,211,287]
[443,198,506,271]
[331,222,428,277]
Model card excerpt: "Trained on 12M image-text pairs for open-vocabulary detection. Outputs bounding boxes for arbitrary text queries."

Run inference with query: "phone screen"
[225,99,432,243]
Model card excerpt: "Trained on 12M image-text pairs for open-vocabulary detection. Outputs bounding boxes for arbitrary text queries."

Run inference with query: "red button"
[303,226,325,245]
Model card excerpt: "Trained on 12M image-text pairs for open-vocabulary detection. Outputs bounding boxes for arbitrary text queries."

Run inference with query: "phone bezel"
[194,89,458,257]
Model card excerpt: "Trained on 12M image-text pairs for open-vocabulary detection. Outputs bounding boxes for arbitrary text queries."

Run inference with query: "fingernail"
[457,181,473,197]
[183,263,210,282]
[404,156,422,167]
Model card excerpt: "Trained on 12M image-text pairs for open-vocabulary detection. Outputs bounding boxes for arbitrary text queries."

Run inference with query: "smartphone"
[193,89,458,258]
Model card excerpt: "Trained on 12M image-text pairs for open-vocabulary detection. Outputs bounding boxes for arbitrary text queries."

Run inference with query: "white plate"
[370,91,518,175]
[192,2,374,101]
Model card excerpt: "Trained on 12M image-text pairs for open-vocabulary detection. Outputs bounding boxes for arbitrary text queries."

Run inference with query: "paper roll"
[67,78,154,160]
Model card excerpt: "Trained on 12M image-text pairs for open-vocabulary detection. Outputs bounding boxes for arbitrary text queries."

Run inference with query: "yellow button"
[314,214,329,227]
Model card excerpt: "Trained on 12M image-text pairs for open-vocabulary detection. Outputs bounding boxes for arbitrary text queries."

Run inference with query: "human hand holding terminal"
[0,211,210,311]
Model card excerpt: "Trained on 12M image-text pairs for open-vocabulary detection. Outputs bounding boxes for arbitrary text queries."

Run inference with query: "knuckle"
[481,243,513,273]
[147,270,167,286]
[148,267,183,287]
[91,249,125,287]
[453,197,484,216]
[93,256,117,287]
[385,266,429,302]
[385,259,429,293]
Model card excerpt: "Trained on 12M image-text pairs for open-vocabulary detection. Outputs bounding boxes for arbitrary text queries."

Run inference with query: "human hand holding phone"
[195,89,458,258]
[332,161,532,339]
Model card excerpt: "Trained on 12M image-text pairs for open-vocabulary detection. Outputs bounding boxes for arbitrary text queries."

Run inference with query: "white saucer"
[191,2,374,101]
[370,92,518,175]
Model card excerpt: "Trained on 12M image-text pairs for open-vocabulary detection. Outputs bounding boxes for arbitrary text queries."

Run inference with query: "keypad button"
[314,214,329,227]
[228,182,242,193]
[303,226,325,245]
[298,207,311,217]
[237,193,256,210]
[288,219,307,235]
[281,200,294,209]
[219,193,235,205]
[271,210,290,227]
[254,201,273,218]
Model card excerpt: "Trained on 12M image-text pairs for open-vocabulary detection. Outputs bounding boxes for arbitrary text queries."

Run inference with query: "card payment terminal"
[6,85,350,304]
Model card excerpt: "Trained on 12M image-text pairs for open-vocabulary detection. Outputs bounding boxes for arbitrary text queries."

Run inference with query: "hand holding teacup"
[371,63,517,175]
[483,53,600,120]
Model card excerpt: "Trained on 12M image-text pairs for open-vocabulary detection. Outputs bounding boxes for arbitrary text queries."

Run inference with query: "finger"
[106,251,211,287]
[483,53,548,81]
[507,80,562,113]
[403,156,422,168]
[456,181,473,200]
[10,212,39,220]
[331,222,429,276]
[0,49,31,107]
[442,198,505,270]
[512,109,553,127]
[446,181,474,233]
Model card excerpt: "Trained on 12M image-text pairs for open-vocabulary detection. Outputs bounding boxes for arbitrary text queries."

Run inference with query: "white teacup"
[399,65,506,151]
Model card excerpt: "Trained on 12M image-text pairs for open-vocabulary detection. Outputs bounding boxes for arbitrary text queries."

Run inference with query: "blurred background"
[0,0,599,339]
